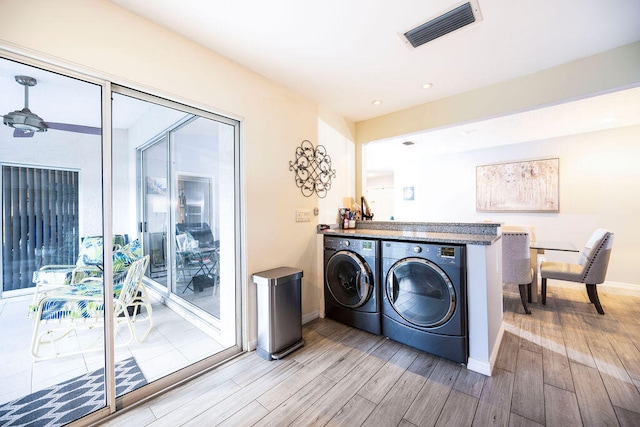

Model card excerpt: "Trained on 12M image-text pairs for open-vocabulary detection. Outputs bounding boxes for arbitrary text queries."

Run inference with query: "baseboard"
[302,310,319,325]
[466,358,492,376]
[489,322,506,374]
[467,321,504,377]
[548,280,639,296]
[602,281,639,291]
[247,339,257,352]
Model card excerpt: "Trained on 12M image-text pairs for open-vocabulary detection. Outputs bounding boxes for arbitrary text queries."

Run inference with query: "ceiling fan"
[2,75,101,138]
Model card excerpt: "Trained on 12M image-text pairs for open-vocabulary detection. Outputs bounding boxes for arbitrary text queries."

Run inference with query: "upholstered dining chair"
[540,229,614,315]
[502,230,534,314]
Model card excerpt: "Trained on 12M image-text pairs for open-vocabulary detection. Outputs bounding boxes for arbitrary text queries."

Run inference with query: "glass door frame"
[0,47,244,424]
[112,84,244,394]
[139,133,172,288]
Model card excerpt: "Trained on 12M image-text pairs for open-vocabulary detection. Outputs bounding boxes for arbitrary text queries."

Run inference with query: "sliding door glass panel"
[112,91,240,385]
[171,116,236,328]
[0,56,106,424]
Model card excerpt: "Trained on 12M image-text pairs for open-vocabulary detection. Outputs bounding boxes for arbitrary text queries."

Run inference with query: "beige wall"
[355,41,640,198]
[355,41,640,287]
[389,125,640,285]
[0,0,356,346]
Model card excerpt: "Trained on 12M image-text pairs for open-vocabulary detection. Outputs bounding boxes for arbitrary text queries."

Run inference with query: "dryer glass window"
[325,251,373,308]
[387,259,455,327]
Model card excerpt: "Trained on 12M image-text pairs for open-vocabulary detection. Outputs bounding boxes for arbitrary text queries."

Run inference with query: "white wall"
[390,124,640,285]
[317,106,357,225]
[0,0,356,346]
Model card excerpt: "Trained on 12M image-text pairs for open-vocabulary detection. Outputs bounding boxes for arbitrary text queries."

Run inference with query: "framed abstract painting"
[476,158,559,212]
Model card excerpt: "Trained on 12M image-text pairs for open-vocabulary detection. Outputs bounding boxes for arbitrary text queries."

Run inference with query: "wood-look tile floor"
[102,282,640,426]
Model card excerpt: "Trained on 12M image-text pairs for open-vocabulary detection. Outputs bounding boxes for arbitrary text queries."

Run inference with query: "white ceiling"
[2,1,639,152]
[110,0,640,122]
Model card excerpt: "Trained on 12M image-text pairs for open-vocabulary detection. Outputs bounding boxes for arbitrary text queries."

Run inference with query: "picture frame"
[476,158,559,212]
[403,186,415,201]
[146,176,167,196]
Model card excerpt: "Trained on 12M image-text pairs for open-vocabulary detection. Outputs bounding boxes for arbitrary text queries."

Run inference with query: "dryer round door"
[325,250,373,308]
[386,257,456,328]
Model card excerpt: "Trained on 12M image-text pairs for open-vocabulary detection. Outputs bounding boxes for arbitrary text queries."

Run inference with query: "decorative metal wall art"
[289,140,336,198]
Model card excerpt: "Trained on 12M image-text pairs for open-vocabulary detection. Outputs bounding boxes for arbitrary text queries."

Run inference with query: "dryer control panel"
[382,241,464,267]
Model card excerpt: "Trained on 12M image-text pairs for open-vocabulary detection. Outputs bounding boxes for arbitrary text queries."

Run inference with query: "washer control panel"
[439,247,456,259]
[324,236,378,254]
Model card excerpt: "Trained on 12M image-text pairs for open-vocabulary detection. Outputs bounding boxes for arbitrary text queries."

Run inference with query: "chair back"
[116,255,150,310]
[579,229,614,284]
[176,222,217,248]
[176,232,198,252]
[502,225,536,242]
[502,231,533,284]
[76,236,138,267]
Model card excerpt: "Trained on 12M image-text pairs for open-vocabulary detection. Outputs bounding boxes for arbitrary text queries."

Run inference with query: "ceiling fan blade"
[44,122,102,135]
[13,128,35,138]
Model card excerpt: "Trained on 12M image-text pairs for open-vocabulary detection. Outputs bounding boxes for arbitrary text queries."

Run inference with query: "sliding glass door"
[113,89,241,383]
[0,52,242,426]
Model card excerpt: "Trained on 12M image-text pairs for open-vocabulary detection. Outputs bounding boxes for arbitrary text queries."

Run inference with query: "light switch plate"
[296,209,312,222]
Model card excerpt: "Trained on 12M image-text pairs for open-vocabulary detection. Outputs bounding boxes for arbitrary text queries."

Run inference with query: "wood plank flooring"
[102,282,640,426]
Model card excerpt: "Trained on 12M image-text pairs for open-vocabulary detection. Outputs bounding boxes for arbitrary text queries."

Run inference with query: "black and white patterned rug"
[0,357,146,427]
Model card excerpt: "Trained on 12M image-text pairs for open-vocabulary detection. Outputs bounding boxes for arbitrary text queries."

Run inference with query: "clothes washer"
[381,240,467,364]
[324,236,380,335]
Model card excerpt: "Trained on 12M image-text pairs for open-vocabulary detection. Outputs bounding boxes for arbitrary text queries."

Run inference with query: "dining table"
[528,240,579,302]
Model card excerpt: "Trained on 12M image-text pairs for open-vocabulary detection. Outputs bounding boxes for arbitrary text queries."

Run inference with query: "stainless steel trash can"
[252,267,304,360]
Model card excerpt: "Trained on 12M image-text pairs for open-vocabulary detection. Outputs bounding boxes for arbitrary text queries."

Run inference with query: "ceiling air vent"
[404,2,479,48]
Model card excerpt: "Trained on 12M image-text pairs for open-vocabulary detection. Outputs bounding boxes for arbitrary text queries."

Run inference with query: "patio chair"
[29,256,152,361]
[176,230,219,293]
[32,238,143,302]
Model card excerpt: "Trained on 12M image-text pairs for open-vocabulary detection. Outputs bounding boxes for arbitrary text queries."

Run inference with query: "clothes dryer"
[381,240,468,364]
[324,236,380,335]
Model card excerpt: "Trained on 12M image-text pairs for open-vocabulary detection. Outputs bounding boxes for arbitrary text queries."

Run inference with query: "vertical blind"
[2,165,79,292]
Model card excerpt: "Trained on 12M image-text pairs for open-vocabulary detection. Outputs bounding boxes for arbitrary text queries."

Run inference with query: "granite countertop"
[321,226,500,246]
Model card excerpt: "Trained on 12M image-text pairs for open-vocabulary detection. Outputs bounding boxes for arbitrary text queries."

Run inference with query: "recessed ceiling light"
[402,141,415,146]
[422,83,433,89]
[372,100,382,106]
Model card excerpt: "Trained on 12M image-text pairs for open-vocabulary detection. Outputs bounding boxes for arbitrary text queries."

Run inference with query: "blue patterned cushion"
[113,240,143,272]
[76,237,104,267]
[33,269,75,287]
[123,239,143,259]
[30,269,129,320]
[113,250,132,272]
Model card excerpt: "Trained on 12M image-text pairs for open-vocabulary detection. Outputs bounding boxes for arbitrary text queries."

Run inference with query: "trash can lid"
[252,266,303,286]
